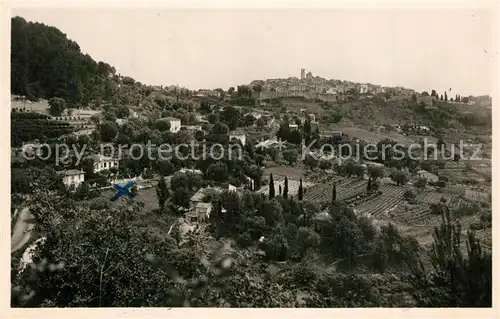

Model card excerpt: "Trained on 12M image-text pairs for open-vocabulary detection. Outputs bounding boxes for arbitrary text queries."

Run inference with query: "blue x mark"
[110,181,137,201]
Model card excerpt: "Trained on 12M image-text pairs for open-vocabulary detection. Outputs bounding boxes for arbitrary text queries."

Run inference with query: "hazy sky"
[13,8,496,96]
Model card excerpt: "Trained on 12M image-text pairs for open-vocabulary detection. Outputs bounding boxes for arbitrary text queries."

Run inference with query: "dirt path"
[11,206,35,252]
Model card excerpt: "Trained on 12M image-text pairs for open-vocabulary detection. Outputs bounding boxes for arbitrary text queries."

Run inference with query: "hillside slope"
[11,16,119,106]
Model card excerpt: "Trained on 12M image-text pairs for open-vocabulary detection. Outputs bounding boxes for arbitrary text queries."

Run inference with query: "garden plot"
[415,191,458,205]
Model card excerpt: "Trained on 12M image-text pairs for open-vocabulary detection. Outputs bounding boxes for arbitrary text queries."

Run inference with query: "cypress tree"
[298,178,303,201]
[246,142,254,159]
[444,91,448,102]
[213,199,223,239]
[283,176,289,199]
[332,182,337,201]
[279,185,282,196]
[269,173,275,199]
[156,175,169,211]
[367,177,372,192]
[254,174,261,191]
[303,119,312,142]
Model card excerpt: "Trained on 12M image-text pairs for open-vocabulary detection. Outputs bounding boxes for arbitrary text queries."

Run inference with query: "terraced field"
[388,204,436,225]
[303,173,491,252]
[338,179,368,200]
[443,185,467,196]
[351,184,407,216]
[415,191,458,205]
[355,195,405,217]
[464,189,491,204]
[304,176,368,203]
[378,184,408,198]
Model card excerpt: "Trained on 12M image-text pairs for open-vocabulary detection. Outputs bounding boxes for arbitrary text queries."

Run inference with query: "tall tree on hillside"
[246,141,254,159]
[278,185,282,196]
[220,106,241,130]
[283,176,289,199]
[298,178,303,201]
[156,176,169,211]
[254,172,262,191]
[431,90,437,97]
[269,174,275,199]
[332,182,337,202]
[313,127,321,143]
[367,177,372,192]
[444,91,448,102]
[303,119,312,142]
[440,94,444,101]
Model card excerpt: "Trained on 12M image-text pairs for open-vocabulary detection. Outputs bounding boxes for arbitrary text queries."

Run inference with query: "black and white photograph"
[6,1,496,311]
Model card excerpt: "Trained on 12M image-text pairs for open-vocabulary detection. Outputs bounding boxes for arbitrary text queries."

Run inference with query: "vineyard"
[463,189,491,204]
[387,204,437,226]
[348,184,406,217]
[415,191,457,205]
[302,171,491,251]
[355,194,405,217]
[303,176,367,203]
[442,185,467,196]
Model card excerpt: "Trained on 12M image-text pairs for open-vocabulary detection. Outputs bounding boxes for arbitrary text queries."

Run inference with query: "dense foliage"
[12,183,492,307]
[11,112,73,146]
[12,17,117,105]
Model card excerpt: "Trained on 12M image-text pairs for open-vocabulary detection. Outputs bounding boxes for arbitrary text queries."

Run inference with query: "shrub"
[414,178,427,188]
[404,190,416,201]
[436,180,447,188]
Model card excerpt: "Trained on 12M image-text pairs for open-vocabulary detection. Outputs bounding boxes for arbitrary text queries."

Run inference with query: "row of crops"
[442,185,467,196]
[378,184,408,198]
[415,191,458,205]
[355,195,406,217]
[11,112,74,146]
[303,176,366,203]
[338,180,368,201]
[304,173,486,234]
[344,191,381,208]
